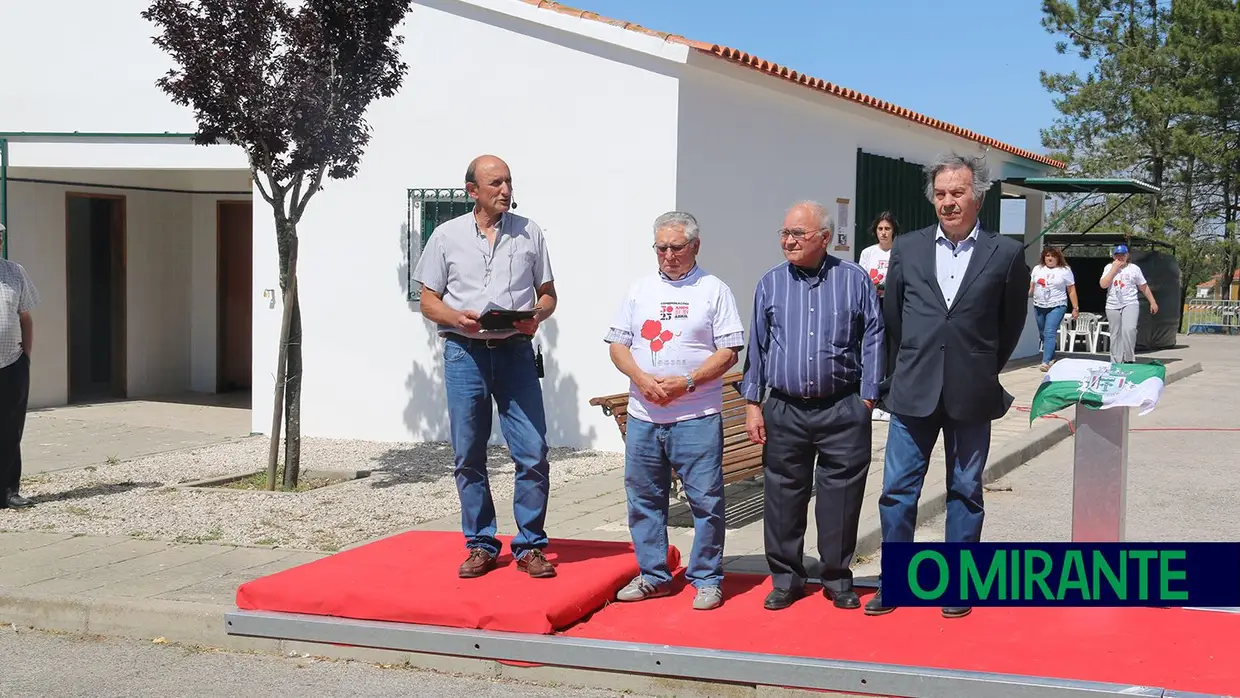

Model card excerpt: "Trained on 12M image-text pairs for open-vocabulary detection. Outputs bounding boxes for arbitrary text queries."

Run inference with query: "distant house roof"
[519,0,1066,169]
[1197,270,1240,288]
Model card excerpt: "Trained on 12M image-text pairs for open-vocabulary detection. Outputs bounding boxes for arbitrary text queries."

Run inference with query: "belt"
[445,333,531,349]
[769,389,855,408]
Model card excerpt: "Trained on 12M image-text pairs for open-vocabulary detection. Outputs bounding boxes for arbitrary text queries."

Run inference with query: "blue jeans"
[1034,304,1068,364]
[624,414,726,589]
[443,335,550,560]
[879,408,991,554]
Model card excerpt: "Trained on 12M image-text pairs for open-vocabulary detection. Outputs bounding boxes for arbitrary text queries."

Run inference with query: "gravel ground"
[0,437,622,551]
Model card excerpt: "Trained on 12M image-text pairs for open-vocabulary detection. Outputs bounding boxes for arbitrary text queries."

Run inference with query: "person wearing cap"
[1099,244,1158,363]
[0,223,40,509]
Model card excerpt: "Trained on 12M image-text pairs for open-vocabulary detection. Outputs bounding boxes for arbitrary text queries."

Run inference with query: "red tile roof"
[520,0,1066,169]
[1197,270,1240,288]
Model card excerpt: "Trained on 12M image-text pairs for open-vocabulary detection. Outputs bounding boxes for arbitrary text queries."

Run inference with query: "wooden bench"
[587,371,764,487]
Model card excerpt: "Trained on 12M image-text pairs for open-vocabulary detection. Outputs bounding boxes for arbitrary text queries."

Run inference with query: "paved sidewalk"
[0,338,1217,690]
[24,393,253,476]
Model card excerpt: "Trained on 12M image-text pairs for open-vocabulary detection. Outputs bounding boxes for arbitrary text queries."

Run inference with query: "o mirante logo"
[880,542,1240,607]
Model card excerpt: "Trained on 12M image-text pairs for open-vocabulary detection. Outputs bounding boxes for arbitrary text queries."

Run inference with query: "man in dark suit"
[865,154,1030,619]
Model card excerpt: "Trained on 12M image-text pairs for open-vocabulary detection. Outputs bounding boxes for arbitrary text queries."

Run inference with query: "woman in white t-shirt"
[1099,244,1159,364]
[858,212,899,421]
[1028,246,1080,371]
[858,212,898,299]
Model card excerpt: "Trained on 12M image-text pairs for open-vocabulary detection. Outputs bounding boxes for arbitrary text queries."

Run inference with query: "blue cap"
[1113,244,1129,254]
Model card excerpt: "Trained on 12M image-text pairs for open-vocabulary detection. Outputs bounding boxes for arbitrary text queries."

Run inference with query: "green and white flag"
[1029,358,1167,423]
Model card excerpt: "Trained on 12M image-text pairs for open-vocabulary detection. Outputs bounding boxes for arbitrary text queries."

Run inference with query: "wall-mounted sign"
[833,197,851,252]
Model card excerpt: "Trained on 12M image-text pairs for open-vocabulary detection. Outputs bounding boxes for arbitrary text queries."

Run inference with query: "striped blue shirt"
[740,257,884,402]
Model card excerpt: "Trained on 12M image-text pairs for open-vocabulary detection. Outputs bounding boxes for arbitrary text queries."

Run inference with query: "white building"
[1,0,1062,453]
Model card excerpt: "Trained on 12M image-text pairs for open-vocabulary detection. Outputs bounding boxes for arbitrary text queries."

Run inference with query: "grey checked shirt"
[0,259,39,369]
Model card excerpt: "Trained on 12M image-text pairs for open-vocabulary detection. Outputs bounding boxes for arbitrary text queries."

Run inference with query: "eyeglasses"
[778,227,827,240]
[653,242,692,254]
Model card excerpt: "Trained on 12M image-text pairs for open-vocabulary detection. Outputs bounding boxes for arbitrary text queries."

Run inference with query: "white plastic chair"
[1091,319,1111,354]
[1059,313,1096,353]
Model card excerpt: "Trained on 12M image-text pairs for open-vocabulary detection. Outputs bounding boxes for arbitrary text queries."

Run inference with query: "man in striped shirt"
[741,201,884,612]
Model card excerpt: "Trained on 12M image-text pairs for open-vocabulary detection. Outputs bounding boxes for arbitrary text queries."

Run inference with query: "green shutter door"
[406,188,476,300]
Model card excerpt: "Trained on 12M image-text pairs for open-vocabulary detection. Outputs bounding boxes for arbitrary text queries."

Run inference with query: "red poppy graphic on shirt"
[869,268,885,284]
[640,319,675,353]
[1037,277,1047,287]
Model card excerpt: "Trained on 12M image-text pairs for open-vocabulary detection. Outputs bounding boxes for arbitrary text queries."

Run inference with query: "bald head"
[465,155,508,185]
[785,201,832,231]
[465,154,513,218]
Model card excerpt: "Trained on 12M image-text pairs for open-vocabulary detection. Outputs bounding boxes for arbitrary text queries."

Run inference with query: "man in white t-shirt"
[603,211,745,611]
[1099,244,1159,363]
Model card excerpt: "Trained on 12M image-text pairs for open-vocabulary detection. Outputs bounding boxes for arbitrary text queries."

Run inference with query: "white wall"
[0,1,247,170]
[675,57,1053,366]
[5,167,251,407]
[251,0,683,451]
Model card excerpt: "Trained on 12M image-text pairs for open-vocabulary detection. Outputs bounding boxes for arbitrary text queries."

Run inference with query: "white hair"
[787,200,835,234]
[924,153,991,202]
[653,211,700,242]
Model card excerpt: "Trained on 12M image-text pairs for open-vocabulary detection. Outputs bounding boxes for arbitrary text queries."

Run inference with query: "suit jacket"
[881,224,1030,423]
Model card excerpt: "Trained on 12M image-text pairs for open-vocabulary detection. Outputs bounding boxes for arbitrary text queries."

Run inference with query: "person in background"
[1099,244,1158,363]
[604,211,745,611]
[1029,246,1079,371]
[742,201,884,612]
[412,155,559,580]
[0,223,39,509]
[858,212,899,422]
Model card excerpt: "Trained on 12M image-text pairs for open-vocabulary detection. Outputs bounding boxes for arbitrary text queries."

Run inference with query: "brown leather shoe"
[516,549,556,578]
[458,548,497,578]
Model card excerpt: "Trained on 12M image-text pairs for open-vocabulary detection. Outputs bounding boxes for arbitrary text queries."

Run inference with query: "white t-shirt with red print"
[1102,262,1148,310]
[1030,265,1075,308]
[858,244,891,288]
[605,265,745,424]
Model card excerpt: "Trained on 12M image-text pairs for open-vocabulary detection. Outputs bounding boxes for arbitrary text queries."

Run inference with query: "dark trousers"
[762,390,872,593]
[0,354,30,494]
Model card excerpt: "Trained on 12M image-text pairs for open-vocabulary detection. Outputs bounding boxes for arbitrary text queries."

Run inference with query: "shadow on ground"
[22,481,163,504]
[668,476,768,530]
[366,442,604,489]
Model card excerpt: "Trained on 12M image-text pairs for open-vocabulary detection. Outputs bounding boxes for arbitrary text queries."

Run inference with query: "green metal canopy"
[1004,177,1161,196]
[1004,177,1163,250]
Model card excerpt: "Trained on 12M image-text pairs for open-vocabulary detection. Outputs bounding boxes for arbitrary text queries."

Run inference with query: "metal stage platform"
[224,608,1230,698]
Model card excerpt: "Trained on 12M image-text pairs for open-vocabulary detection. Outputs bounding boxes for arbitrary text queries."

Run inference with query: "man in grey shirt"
[412,155,559,579]
[0,224,39,509]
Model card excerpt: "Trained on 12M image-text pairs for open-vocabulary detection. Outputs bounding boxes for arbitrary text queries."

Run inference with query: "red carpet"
[236,531,679,635]
[561,573,1240,695]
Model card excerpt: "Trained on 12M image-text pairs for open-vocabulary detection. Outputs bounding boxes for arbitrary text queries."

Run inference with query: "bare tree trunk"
[1220,172,1237,302]
[266,236,298,490]
[282,291,303,489]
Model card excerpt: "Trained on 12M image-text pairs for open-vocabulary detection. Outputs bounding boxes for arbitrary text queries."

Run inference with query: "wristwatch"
[685,374,696,393]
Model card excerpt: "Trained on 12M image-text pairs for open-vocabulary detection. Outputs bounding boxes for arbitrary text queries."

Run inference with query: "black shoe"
[942,606,972,618]
[763,587,803,611]
[823,588,861,609]
[5,491,33,509]
[864,590,896,616]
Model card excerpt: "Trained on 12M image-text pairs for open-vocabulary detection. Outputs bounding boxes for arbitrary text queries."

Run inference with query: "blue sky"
[561,0,1089,162]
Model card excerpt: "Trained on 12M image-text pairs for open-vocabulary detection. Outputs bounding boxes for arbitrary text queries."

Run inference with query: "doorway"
[65,193,127,403]
[217,200,253,392]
